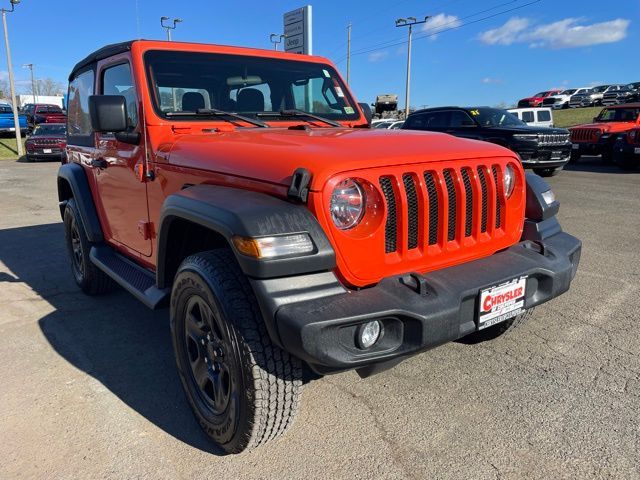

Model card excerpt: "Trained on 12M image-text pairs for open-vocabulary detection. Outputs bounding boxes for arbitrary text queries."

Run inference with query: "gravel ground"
[0,158,638,480]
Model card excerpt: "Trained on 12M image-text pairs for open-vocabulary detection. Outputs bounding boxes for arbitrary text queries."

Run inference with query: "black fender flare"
[57,163,103,243]
[156,185,336,287]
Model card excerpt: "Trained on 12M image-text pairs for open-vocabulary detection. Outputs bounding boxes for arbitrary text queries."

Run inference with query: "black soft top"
[69,40,135,80]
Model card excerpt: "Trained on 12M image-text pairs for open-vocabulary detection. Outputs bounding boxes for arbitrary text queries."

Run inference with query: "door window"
[537,110,551,122]
[102,63,138,128]
[450,110,476,127]
[67,69,95,145]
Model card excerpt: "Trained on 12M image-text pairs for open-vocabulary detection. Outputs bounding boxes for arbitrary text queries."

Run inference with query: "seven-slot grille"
[379,165,505,254]
[570,128,600,142]
[538,133,570,145]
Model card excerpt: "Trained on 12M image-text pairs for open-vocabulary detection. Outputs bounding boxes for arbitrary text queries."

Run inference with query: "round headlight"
[503,164,516,198]
[330,178,365,230]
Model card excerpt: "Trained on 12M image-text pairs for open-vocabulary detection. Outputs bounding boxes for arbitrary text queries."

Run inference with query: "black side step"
[90,245,170,309]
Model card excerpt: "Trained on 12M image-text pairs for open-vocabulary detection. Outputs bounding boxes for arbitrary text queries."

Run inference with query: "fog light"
[541,189,556,206]
[357,321,382,349]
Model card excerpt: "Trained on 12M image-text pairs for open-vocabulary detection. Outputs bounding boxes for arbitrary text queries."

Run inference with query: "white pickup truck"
[542,88,590,110]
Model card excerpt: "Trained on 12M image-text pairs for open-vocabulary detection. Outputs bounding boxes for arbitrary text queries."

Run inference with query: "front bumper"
[267,230,580,374]
[517,144,572,168]
[572,137,613,155]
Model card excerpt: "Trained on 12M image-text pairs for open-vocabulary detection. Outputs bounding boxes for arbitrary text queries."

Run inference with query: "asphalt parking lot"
[0,158,638,480]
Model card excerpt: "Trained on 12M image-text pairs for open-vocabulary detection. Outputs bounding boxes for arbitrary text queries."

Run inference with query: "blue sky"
[3,0,638,107]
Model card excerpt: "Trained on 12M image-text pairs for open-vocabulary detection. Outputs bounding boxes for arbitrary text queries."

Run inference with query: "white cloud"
[481,77,503,85]
[423,13,461,40]
[479,17,530,45]
[368,50,388,62]
[479,16,630,49]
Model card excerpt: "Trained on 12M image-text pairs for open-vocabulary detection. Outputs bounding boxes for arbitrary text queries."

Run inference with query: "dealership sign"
[283,5,312,54]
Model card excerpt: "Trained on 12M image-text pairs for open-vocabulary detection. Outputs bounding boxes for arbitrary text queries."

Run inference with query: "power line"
[333,0,541,64]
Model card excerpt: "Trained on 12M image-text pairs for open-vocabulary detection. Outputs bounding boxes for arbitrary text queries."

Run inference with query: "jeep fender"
[156,185,336,287]
[57,163,103,243]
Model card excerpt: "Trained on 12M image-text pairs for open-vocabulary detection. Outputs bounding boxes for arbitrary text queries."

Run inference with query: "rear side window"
[102,63,138,128]
[522,111,534,123]
[67,69,95,145]
[537,110,551,122]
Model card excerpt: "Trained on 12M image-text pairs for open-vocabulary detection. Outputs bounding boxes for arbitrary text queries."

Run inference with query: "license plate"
[635,147,640,154]
[43,148,52,154]
[478,276,527,330]
[551,150,562,158]
[572,144,579,150]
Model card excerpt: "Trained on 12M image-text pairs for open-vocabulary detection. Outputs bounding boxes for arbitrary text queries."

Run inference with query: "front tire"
[63,198,115,295]
[170,249,303,453]
[533,166,563,177]
[569,151,581,163]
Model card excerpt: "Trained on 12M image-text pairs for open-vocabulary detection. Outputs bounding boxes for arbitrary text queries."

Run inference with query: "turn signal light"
[232,234,314,259]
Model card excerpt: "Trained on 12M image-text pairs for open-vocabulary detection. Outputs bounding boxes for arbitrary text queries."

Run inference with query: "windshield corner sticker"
[335,87,345,98]
[470,109,480,116]
[322,69,331,78]
[344,106,354,114]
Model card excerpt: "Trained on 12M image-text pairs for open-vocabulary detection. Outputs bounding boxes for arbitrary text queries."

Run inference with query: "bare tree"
[0,76,9,99]
[31,77,65,96]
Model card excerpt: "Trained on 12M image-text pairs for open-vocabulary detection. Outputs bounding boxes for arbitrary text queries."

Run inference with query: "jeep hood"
[165,127,516,191]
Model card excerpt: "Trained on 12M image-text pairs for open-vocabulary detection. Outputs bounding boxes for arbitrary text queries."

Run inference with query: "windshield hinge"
[288,167,312,203]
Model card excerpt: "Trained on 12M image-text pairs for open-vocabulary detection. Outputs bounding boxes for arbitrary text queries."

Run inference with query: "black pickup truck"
[401,106,571,176]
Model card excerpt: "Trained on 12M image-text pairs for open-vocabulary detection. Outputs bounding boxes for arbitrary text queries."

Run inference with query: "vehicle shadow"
[0,222,224,455]
[564,155,638,174]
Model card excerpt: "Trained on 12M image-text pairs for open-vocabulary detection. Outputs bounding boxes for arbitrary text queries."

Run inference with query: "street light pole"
[269,33,285,51]
[160,16,182,41]
[395,16,429,119]
[23,63,37,104]
[346,23,351,85]
[1,0,22,156]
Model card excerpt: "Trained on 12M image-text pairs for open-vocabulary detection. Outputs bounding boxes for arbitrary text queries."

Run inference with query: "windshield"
[144,50,359,122]
[32,124,66,135]
[533,92,547,97]
[626,83,640,90]
[591,86,608,93]
[596,108,640,122]
[38,105,63,113]
[470,108,526,127]
[0,105,12,114]
[561,89,576,95]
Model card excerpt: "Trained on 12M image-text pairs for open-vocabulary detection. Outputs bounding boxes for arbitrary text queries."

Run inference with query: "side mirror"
[358,102,372,126]
[88,95,139,144]
[89,95,128,132]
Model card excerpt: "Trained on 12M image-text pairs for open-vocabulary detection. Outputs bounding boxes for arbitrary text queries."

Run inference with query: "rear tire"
[459,309,535,344]
[63,198,115,295]
[170,249,303,453]
[533,166,562,177]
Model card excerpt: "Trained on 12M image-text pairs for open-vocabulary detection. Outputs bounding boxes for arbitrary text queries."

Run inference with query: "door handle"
[91,158,108,169]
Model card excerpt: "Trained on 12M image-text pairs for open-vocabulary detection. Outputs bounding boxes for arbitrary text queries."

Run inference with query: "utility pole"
[160,16,182,41]
[269,33,286,51]
[395,16,429,119]
[161,16,182,111]
[346,23,351,85]
[23,63,37,104]
[1,0,22,156]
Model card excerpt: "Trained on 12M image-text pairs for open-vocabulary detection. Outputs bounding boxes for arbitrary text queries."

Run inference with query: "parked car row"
[518,82,640,110]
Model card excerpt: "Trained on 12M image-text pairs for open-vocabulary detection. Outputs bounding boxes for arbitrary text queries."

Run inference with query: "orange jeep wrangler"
[58,40,581,453]
[569,103,640,162]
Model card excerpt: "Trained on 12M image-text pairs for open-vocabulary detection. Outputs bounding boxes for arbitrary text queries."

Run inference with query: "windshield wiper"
[165,108,268,128]
[256,109,341,127]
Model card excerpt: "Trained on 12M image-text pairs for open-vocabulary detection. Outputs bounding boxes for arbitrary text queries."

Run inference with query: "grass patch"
[553,106,602,128]
[0,137,27,159]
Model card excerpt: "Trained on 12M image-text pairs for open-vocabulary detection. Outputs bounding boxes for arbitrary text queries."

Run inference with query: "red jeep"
[517,89,562,108]
[569,104,640,162]
[57,40,581,453]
